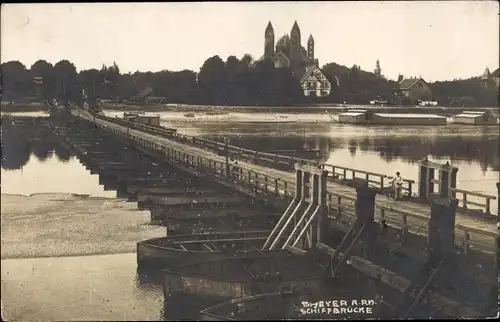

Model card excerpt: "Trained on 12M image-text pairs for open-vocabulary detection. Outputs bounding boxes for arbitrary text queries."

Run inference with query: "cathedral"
[260,21,331,97]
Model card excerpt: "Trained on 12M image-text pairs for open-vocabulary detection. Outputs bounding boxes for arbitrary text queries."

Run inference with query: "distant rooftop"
[399,78,426,90]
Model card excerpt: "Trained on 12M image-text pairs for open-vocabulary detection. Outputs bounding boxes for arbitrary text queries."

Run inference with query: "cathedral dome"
[276,35,290,49]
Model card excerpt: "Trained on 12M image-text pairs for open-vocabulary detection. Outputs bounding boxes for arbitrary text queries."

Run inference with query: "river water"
[1,111,498,321]
[105,110,499,208]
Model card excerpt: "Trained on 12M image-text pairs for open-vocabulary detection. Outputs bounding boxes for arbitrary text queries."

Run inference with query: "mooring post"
[418,158,435,200]
[496,182,499,220]
[299,170,310,230]
[224,137,230,179]
[354,182,377,224]
[439,162,459,198]
[427,196,458,264]
[316,169,329,247]
[306,173,319,248]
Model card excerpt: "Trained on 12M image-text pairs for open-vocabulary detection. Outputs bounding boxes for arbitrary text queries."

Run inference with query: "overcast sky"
[1,1,499,81]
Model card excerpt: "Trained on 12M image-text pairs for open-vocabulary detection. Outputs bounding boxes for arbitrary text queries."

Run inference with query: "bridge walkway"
[75,110,497,249]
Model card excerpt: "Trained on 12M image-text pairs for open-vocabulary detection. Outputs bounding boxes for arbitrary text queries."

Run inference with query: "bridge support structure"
[392,196,458,317]
[320,182,379,277]
[262,164,328,252]
[418,158,458,201]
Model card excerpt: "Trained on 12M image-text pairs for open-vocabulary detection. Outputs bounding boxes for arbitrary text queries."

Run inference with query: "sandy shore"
[0,193,165,259]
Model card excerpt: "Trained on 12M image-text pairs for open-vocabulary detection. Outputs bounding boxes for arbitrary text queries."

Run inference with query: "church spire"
[265,21,273,33]
[264,21,275,59]
[307,34,314,60]
[374,59,381,76]
[290,21,301,65]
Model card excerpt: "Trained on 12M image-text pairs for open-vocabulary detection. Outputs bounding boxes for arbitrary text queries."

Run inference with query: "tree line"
[1,56,498,107]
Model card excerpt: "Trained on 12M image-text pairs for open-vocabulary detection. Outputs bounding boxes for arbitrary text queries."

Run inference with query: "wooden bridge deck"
[75,111,498,251]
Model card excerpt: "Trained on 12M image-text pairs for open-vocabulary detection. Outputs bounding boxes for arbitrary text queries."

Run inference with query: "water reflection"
[204,133,499,172]
[1,117,74,170]
[1,117,115,198]
[187,122,498,201]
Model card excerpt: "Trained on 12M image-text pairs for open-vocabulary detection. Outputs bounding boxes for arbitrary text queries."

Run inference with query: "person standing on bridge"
[390,172,404,201]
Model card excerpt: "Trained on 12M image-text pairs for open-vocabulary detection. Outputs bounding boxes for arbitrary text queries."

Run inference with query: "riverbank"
[103,102,500,117]
[0,102,47,113]
[0,193,165,259]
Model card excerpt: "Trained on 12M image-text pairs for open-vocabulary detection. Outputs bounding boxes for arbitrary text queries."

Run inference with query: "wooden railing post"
[463,193,467,208]
[485,198,491,214]
[328,194,332,216]
[380,209,386,230]
[402,214,408,241]
[274,178,279,196]
[463,231,470,258]
[284,181,288,199]
[264,176,268,193]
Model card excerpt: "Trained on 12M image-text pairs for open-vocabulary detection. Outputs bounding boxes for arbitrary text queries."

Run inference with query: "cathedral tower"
[374,59,381,76]
[290,21,301,66]
[307,34,314,60]
[264,21,275,59]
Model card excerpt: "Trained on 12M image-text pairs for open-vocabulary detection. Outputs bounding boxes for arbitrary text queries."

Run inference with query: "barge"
[163,254,327,320]
[452,110,498,125]
[337,110,447,126]
[123,111,161,126]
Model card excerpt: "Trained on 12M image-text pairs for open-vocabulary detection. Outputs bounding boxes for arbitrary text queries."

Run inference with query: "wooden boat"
[137,230,272,269]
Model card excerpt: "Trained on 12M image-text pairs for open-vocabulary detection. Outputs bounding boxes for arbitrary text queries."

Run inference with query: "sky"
[1,1,499,82]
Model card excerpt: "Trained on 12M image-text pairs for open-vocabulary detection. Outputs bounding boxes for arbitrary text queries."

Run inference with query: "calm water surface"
[164,116,499,210]
[1,117,163,321]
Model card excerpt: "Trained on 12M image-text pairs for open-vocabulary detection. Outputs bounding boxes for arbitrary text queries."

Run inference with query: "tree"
[30,60,55,101]
[53,60,79,104]
[1,61,30,101]
[198,55,227,105]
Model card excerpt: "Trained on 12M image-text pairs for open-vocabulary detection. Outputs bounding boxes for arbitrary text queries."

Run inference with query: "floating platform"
[161,210,281,235]
[163,254,327,320]
[452,111,498,125]
[337,110,447,126]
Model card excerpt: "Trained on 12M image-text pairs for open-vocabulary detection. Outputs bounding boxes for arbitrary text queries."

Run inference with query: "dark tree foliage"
[1,57,497,107]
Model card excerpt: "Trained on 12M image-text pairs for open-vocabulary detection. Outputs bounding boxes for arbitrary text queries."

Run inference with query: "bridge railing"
[103,114,322,168]
[89,111,497,215]
[323,164,416,197]
[449,187,496,215]
[84,117,499,272]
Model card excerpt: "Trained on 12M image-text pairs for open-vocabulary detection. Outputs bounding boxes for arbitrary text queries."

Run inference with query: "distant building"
[260,21,331,97]
[481,67,500,88]
[493,68,500,87]
[398,77,433,104]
